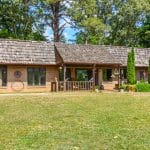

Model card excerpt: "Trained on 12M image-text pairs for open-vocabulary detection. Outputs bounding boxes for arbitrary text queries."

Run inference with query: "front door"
[103,68,112,81]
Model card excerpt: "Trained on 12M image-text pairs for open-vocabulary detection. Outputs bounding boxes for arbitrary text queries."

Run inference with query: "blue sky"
[44,27,78,43]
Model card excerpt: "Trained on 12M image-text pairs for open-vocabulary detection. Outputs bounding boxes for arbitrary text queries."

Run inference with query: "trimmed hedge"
[136,83,150,92]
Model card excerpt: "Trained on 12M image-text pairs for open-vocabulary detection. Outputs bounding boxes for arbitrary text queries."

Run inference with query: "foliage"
[0,0,46,41]
[41,0,69,42]
[0,94,150,149]
[137,15,150,48]
[127,48,136,84]
[136,82,150,92]
[124,84,136,92]
[0,0,149,45]
[131,48,136,83]
[119,84,136,92]
[68,0,106,44]
[70,0,150,47]
[119,84,126,90]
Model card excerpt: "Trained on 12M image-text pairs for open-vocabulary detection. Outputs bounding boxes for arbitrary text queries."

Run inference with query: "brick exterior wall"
[0,65,58,93]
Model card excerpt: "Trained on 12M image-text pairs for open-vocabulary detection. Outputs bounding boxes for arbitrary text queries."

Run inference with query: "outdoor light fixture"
[59,66,63,71]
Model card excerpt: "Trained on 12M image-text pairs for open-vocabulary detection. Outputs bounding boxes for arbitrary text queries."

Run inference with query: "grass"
[0,93,150,150]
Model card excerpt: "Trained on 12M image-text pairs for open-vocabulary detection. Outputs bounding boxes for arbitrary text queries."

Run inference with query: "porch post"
[93,64,96,90]
[63,65,66,91]
[118,65,121,87]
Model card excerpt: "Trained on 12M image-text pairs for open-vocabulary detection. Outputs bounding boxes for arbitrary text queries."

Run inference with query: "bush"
[126,85,136,92]
[136,83,150,92]
[121,84,136,92]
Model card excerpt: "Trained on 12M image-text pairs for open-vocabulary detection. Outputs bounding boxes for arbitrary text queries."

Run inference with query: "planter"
[119,89,124,92]
[95,89,99,93]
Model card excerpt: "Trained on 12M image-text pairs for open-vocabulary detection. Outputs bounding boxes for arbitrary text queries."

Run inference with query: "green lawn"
[0,93,150,150]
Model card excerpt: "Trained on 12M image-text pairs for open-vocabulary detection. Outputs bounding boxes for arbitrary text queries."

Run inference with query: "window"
[59,68,71,81]
[120,69,127,79]
[27,67,46,86]
[139,71,145,80]
[0,66,7,87]
[76,69,92,81]
[103,69,112,81]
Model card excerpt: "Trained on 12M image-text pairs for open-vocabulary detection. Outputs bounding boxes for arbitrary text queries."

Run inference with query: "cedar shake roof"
[106,46,150,67]
[0,39,56,65]
[55,43,150,67]
[0,39,150,66]
[55,43,121,65]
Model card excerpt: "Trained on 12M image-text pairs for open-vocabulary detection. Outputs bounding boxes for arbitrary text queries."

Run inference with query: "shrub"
[121,84,136,92]
[136,82,150,92]
[125,85,136,92]
[119,85,125,89]
[127,48,136,84]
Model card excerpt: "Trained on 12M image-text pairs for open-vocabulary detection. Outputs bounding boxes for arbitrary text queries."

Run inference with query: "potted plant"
[95,85,100,93]
[119,85,125,92]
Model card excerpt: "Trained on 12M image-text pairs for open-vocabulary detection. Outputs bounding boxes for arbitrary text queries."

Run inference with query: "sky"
[44,26,78,43]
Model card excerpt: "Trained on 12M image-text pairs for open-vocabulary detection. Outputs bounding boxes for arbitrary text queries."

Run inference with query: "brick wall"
[0,65,58,93]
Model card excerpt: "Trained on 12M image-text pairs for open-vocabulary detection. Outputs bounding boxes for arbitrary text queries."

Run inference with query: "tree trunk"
[51,1,61,42]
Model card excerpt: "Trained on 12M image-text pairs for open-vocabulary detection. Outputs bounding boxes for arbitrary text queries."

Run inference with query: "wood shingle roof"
[0,39,150,67]
[55,43,121,65]
[0,39,56,65]
[106,46,150,67]
[55,43,150,67]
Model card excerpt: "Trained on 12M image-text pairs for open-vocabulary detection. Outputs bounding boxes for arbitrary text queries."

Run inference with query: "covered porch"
[53,43,122,92]
[53,64,121,92]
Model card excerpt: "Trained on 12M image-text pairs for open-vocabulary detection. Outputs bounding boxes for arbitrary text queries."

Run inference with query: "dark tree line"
[0,0,149,47]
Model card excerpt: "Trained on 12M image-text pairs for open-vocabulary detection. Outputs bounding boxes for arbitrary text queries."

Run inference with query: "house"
[0,39,150,93]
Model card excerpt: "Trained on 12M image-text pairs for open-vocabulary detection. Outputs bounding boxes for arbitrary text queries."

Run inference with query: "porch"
[51,64,122,92]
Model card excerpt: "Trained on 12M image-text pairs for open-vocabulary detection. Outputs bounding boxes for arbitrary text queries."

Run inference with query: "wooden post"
[63,65,66,91]
[118,65,120,87]
[93,64,96,90]
[121,68,124,84]
[55,77,58,92]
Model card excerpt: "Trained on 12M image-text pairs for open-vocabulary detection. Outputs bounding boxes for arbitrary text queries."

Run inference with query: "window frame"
[27,67,46,86]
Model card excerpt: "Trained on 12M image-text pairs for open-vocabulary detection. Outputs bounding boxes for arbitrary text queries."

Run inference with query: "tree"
[137,15,150,48]
[0,0,46,40]
[70,0,150,46]
[127,48,136,84]
[41,0,69,42]
[103,0,150,47]
[131,47,136,83]
[68,0,106,44]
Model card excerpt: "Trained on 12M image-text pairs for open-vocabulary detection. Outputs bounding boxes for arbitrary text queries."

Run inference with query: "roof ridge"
[54,42,150,49]
[0,38,54,44]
